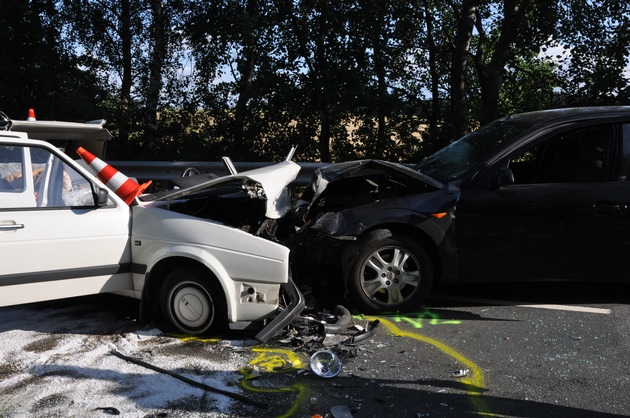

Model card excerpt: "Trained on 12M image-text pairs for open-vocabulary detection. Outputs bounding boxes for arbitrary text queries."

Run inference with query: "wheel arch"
[139,255,229,325]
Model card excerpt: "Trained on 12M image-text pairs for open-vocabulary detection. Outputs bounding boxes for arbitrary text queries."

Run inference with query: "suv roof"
[503,106,630,126]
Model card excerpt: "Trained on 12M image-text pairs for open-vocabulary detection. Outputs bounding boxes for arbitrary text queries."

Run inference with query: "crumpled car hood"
[310,159,443,208]
[155,160,301,219]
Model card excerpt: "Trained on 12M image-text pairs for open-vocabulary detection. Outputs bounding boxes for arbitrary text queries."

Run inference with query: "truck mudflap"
[255,278,305,343]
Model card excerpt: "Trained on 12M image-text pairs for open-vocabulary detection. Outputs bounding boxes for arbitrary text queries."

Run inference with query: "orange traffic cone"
[76,147,151,205]
[27,109,36,121]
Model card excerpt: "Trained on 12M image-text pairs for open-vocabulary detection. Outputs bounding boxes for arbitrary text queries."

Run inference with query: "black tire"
[160,267,226,335]
[346,231,433,313]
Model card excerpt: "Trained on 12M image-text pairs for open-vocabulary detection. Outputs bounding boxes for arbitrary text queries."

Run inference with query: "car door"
[0,138,133,306]
[456,122,630,282]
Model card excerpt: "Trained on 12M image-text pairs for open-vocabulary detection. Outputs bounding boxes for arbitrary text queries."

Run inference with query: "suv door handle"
[0,223,24,231]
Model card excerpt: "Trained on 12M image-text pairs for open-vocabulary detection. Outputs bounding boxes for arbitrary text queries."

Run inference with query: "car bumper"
[254,278,305,343]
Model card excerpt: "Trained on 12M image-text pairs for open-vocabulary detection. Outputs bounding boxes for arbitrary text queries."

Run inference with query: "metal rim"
[359,245,421,307]
[168,281,214,331]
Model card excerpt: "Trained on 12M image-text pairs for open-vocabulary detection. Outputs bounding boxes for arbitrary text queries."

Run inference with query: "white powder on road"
[0,297,255,417]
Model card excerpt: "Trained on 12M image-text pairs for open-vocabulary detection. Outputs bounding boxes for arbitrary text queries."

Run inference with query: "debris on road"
[270,301,380,378]
[92,407,121,415]
[330,404,354,417]
[309,350,343,378]
[451,369,470,378]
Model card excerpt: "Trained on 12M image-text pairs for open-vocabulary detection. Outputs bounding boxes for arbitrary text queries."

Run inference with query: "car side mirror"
[492,167,515,188]
[96,187,109,207]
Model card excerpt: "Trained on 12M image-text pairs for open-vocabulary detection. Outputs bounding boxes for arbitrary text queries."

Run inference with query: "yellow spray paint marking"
[169,333,221,344]
[248,347,303,372]
[171,335,306,417]
[169,316,487,417]
[391,309,462,328]
[362,316,491,416]
[239,347,307,418]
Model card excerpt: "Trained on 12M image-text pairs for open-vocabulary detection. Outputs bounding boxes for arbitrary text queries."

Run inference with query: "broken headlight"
[311,212,349,237]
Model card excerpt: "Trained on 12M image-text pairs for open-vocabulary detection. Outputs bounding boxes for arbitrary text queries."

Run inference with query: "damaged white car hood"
[155,160,301,219]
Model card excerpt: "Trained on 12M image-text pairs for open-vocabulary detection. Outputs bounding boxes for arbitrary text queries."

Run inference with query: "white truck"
[0,113,303,341]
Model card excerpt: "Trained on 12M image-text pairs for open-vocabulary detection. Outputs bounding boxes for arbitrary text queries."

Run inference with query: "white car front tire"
[160,267,226,334]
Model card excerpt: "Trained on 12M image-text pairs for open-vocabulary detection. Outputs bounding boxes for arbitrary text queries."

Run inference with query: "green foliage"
[557,0,630,105]
[1,0,628,163]
[499,53,565,115]
[0,0,105,120]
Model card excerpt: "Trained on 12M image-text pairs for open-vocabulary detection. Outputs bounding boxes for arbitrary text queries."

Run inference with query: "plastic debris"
[330,404,354,418]
[135,328,162,339]
[271,300,380,378]
[93,407,120,415]
[310,350,343,378]
[451,369,469,378]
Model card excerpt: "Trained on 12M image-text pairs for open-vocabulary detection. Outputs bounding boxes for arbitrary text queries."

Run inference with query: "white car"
[0,113,303,341]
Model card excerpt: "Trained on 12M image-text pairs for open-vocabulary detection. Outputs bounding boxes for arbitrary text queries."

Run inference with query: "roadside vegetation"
[0,0,628,162]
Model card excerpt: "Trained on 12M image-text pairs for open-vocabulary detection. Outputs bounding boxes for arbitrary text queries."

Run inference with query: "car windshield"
[414,120,529,183]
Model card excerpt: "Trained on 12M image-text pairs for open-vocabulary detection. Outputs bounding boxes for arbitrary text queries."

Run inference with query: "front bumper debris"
[255,278,305,343]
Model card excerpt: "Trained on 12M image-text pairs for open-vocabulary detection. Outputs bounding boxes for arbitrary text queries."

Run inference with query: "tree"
[557,0,630,106]
[0,0,104,120]
[346,0,427,161]
[144,0,168,150]
[59,0,150,152]
[4,0,627,164]
[450,0,478,138]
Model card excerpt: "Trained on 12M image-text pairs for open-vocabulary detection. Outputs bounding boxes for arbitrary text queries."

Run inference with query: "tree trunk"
[316,0,331,163]
[119,0,132,145]
[374,3,387,156]
[232,0,258,158]
[145,0,167,152]
[281,0,332,162]
[423,0,442,149]
[319,112,332,162]
[478,0,530,124]
[450,0,477,138]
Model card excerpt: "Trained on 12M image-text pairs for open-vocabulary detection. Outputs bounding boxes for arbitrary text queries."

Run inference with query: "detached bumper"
[255,278,305,343]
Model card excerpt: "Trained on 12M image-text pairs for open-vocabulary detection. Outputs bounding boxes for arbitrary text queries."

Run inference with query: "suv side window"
[0,145,97,209]
[510,124,615,184]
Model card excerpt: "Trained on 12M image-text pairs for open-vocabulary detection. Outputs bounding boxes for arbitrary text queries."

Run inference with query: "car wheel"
[346,231,433,313]
[160,268,226,335]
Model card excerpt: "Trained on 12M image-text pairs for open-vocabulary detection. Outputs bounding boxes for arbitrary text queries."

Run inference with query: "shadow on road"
[430,281,630,307]
[259,372,629,418]
[0,294,142,335]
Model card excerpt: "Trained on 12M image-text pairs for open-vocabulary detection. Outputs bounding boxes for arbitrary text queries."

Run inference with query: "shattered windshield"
[414,121,529,183]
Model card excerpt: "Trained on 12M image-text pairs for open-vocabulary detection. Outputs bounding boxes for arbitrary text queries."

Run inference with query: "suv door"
[0,139,133,305]
[456,122,630,281]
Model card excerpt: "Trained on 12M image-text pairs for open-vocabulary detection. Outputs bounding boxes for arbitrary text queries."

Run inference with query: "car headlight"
[311,211,349,237]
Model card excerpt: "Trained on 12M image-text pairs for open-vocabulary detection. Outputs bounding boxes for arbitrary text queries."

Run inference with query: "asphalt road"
[1,281,629,417]
[278,281,630,418]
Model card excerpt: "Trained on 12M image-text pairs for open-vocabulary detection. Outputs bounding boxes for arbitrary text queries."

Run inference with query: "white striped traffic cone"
[27,108,36,121]
[76,147,151,205]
